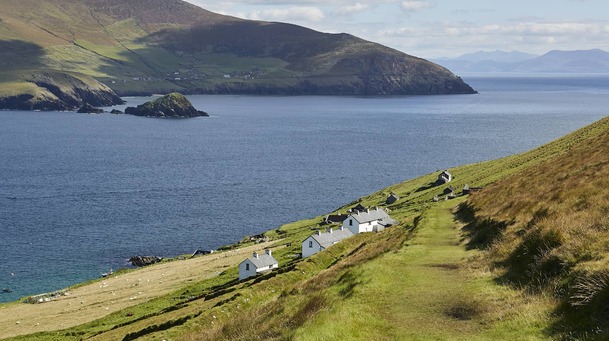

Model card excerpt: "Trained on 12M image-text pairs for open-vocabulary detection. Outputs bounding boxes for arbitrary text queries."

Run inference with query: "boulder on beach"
[129,255,163,267]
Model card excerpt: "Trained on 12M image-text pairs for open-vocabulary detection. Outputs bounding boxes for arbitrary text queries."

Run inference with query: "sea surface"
[1,74,609,303]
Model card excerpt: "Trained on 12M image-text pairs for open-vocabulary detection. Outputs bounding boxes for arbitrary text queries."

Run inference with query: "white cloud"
[377,21,609,57]
[400,0,431,11]
[246,7,326,22]
[335,3,369,15]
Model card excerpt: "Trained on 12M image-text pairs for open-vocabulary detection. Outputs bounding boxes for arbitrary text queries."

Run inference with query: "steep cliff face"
[27,72,125,108]
[331,52,475,95]
[0,72,124,111]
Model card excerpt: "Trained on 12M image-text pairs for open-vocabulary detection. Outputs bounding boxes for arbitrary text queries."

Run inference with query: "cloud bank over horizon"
[185,0,609,59]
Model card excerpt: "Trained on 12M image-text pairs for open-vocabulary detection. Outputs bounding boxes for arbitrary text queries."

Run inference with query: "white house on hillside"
[302,227,353,258]
[238,249,278,280]
[343,207,397,234]
[436,170,453,185]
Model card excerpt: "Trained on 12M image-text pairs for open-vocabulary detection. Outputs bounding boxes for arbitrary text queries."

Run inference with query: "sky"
[183,0,609,59]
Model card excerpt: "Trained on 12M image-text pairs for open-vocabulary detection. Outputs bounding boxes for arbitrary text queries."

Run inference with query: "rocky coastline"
[0,72,124,111]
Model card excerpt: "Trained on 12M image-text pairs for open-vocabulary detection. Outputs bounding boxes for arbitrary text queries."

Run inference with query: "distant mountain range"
[434,49,609,73]
[0,0,474,110]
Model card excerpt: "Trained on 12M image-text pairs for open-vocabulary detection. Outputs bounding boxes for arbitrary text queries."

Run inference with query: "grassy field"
[0,242,279,339]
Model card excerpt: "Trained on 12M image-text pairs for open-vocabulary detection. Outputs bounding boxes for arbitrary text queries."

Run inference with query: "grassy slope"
[5,116,609,340]
[463,116,609,339]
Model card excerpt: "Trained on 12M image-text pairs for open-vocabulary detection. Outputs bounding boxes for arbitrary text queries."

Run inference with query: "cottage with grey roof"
[302,227,354,258]
[343,207,397,234]
[238,249,278,280]
[386,193,400,205]
[322,214,348,225]
[436,170,453,185]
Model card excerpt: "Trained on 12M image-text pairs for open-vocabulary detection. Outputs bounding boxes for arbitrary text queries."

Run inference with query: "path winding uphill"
[293,200,554,340]
[0,241,277,339]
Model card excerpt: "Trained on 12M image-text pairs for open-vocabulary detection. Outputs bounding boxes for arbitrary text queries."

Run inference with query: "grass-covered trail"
[294,200,554,340]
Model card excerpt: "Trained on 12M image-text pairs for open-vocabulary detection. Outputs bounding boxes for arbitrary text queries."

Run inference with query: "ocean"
[1,74,609,303]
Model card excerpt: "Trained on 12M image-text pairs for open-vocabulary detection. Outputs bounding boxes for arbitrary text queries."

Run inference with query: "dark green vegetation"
[124,93,208,117]
[7,113,609,339]
[0,0,475,110]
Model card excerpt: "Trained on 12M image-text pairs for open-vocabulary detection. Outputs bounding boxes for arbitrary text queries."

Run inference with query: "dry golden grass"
[464,121,609,337]
[0,241,279,339]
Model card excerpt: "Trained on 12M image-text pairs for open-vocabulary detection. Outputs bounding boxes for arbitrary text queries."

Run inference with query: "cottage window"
[245,263,250,271]
[349,219,353,226]
[309,240,313,248]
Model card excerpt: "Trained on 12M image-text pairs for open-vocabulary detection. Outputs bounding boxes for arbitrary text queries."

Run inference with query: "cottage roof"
[324,214,348,224]
[386,193,400,204]
[351,204,366,212]
[246,253,278,269]
[310,228,353,249]
[349,207,397,225]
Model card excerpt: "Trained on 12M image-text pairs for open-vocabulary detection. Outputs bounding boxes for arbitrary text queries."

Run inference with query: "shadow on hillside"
[546,285,609,340]
[454,202,510,251]
[0,40,46,71]
[136,21,347,63]
[454,202,609,339]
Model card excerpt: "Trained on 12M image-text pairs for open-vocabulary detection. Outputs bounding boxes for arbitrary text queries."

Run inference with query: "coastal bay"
[1,74,609,305]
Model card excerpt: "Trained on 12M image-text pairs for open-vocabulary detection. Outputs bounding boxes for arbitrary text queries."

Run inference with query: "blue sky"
[184,0,609,59]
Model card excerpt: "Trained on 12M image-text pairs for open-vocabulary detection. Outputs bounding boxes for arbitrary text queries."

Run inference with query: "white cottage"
[302,227,354,258]
[436,170,453,185]
[238,249,278,280]
[343,207,397,234]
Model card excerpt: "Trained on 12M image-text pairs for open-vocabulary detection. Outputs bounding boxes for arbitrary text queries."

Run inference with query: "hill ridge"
[0,0,475,110]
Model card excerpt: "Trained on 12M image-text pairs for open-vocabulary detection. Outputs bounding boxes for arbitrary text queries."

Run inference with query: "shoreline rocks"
[129,256,163,267]
[77,103,104,114]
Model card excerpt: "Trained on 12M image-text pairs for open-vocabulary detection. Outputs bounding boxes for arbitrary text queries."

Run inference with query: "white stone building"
[238,249,278,280]
[343,207,397,234]
[301,227,353,258]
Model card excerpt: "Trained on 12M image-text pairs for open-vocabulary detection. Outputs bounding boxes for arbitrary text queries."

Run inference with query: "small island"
[124,93,209,118]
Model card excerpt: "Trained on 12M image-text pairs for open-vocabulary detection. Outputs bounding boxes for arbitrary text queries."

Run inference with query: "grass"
[462,116,609,338]
[0,81,40,97]
[290,200,553,341]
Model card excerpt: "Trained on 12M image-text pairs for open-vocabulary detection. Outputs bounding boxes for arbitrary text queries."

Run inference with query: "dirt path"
[294,200,552,340]
[0,241,279,339]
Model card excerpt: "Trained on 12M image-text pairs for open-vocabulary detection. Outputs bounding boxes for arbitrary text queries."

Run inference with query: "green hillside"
[462,116,609,339]
[5,112,609,339]
[0,0,475,108]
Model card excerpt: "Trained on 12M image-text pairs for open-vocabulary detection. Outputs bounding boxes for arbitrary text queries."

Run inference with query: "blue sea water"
[1,74,609,303]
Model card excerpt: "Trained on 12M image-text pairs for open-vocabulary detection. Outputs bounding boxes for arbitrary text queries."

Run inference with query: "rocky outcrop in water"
[77,103,104,114]
[124,93,209,118]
